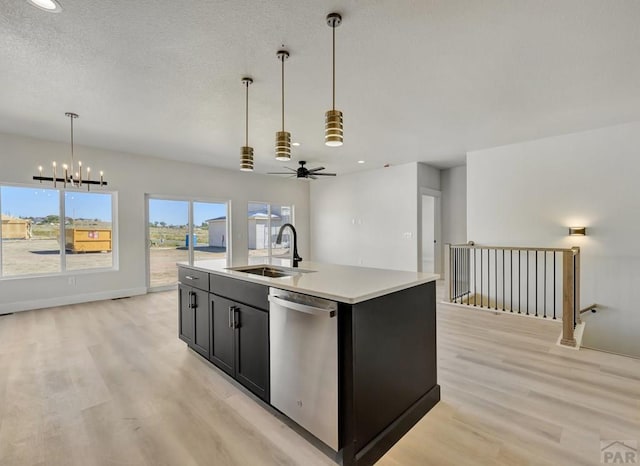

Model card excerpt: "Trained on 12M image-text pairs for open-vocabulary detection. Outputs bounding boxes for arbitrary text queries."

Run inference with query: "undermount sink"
[226,264,316,278]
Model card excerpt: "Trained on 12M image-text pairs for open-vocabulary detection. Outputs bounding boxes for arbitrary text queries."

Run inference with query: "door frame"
[418,187,442,274]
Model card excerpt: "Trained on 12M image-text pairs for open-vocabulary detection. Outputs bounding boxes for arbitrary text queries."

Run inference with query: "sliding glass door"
[148,199,189,288]
[147,197,228,289]
[247,202,293,266]
[192,201,227,264]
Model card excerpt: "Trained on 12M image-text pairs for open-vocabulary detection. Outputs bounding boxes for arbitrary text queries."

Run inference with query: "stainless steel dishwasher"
[268,287,338,450]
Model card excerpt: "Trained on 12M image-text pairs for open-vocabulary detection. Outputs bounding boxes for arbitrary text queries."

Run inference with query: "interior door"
[421,194,436,273]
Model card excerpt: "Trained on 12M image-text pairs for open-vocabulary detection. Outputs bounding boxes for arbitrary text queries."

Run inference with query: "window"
[147,197,228,289]
[248,202,293,266]
[65,192,113,271]
[0,185,116,278]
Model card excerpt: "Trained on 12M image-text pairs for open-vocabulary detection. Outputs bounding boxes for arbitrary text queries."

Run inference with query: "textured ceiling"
[1,0,640,174]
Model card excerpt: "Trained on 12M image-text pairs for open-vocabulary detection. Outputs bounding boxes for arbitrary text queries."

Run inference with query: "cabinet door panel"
[210,295,235,376]
[235,304,269,401]
[178,284,194,344]
[192,288,210,358]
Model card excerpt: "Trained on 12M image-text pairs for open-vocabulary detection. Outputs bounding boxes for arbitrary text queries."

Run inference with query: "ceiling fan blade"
[309,174,318,179]
[307,167,326,173]
[313,172,337,176]
[284,167,298,172]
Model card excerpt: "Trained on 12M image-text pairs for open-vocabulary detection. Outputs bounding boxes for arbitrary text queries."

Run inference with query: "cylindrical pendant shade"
[275,131,291,161]
[325,109,343,146]
[240,146,254,171]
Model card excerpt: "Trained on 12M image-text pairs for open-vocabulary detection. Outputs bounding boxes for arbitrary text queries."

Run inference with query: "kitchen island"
[177,260,439,466]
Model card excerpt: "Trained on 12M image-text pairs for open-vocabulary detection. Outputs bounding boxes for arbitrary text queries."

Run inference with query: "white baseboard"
[440,300,564,322]
[0,287,148,314]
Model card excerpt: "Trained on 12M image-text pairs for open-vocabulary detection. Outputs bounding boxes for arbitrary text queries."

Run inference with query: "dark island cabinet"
[178,268,210,359]
[178,265,440,466]
[191,288,210,358]
[210,294,235,377]
[234,301,269,401]
[210,294,269,402]
[178,284,194,345]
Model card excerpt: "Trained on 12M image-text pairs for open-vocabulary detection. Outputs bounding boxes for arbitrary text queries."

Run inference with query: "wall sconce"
[569,227,586,236]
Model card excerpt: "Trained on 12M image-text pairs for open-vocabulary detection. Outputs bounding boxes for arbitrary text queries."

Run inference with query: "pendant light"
[33,112,107,190]
[240,77,254,171]
[275,50,291,161]
[325,12,343,147]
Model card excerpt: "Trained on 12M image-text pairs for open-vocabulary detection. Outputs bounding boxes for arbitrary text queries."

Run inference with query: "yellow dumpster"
[65,228,112,253]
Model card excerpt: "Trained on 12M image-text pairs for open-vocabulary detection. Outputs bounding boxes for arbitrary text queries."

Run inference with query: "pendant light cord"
[245,81,249,146]
[332,25,336,111]
[281,55,285,131]
[70,114,74,178]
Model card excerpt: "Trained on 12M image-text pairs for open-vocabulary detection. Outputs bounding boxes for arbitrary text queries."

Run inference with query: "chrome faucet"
[276,223,302,268]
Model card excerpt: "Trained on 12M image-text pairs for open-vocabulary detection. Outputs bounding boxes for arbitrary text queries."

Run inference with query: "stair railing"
[444,243,580,347]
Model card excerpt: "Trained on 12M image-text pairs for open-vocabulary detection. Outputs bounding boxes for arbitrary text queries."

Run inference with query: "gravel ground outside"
[1,239,287,287]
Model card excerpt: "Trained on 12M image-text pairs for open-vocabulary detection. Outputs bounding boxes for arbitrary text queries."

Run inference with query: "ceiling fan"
[268,160,336,179]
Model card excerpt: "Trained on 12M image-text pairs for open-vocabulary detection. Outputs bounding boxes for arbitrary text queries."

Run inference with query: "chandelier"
[33,112,107,190]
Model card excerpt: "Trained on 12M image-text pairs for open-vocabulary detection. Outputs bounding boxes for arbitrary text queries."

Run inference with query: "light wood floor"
[0,285,638,466]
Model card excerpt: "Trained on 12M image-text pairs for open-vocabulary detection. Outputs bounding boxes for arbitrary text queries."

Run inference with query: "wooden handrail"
[580,304,598,314]
[560,249,577,346]
[450,244,576,253]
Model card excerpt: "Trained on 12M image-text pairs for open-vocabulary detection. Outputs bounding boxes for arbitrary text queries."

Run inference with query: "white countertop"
[182,260,439,304]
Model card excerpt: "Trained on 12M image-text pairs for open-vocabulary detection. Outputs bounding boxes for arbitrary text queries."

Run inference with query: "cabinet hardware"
[190,292,197,309]
[185,275,198,280]
[233,307,239,329]
[228,306,236,328]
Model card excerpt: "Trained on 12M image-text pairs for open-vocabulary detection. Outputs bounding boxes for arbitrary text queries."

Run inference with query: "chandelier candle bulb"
[52,161,57,187]
[78,161,82,186]
[100,171,104,186]
[63,164,68,187]
[38,166,43,182]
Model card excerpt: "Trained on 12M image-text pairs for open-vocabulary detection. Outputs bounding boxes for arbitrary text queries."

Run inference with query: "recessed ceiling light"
[27,0,62,12]
[357,160,365,164]
[292,142,301,147]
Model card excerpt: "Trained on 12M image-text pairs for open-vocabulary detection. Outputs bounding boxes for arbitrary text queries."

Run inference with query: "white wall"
[310,163,421,272]
[0,132,309,313]
[418,162,441,191]
[441,165,467,245]
[467,121,640,357]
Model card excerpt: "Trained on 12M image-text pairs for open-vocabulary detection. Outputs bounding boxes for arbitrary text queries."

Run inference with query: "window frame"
[0,181,118,280]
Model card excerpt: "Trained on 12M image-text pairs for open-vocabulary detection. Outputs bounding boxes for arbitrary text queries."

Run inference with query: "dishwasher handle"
[268,294,336,317]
